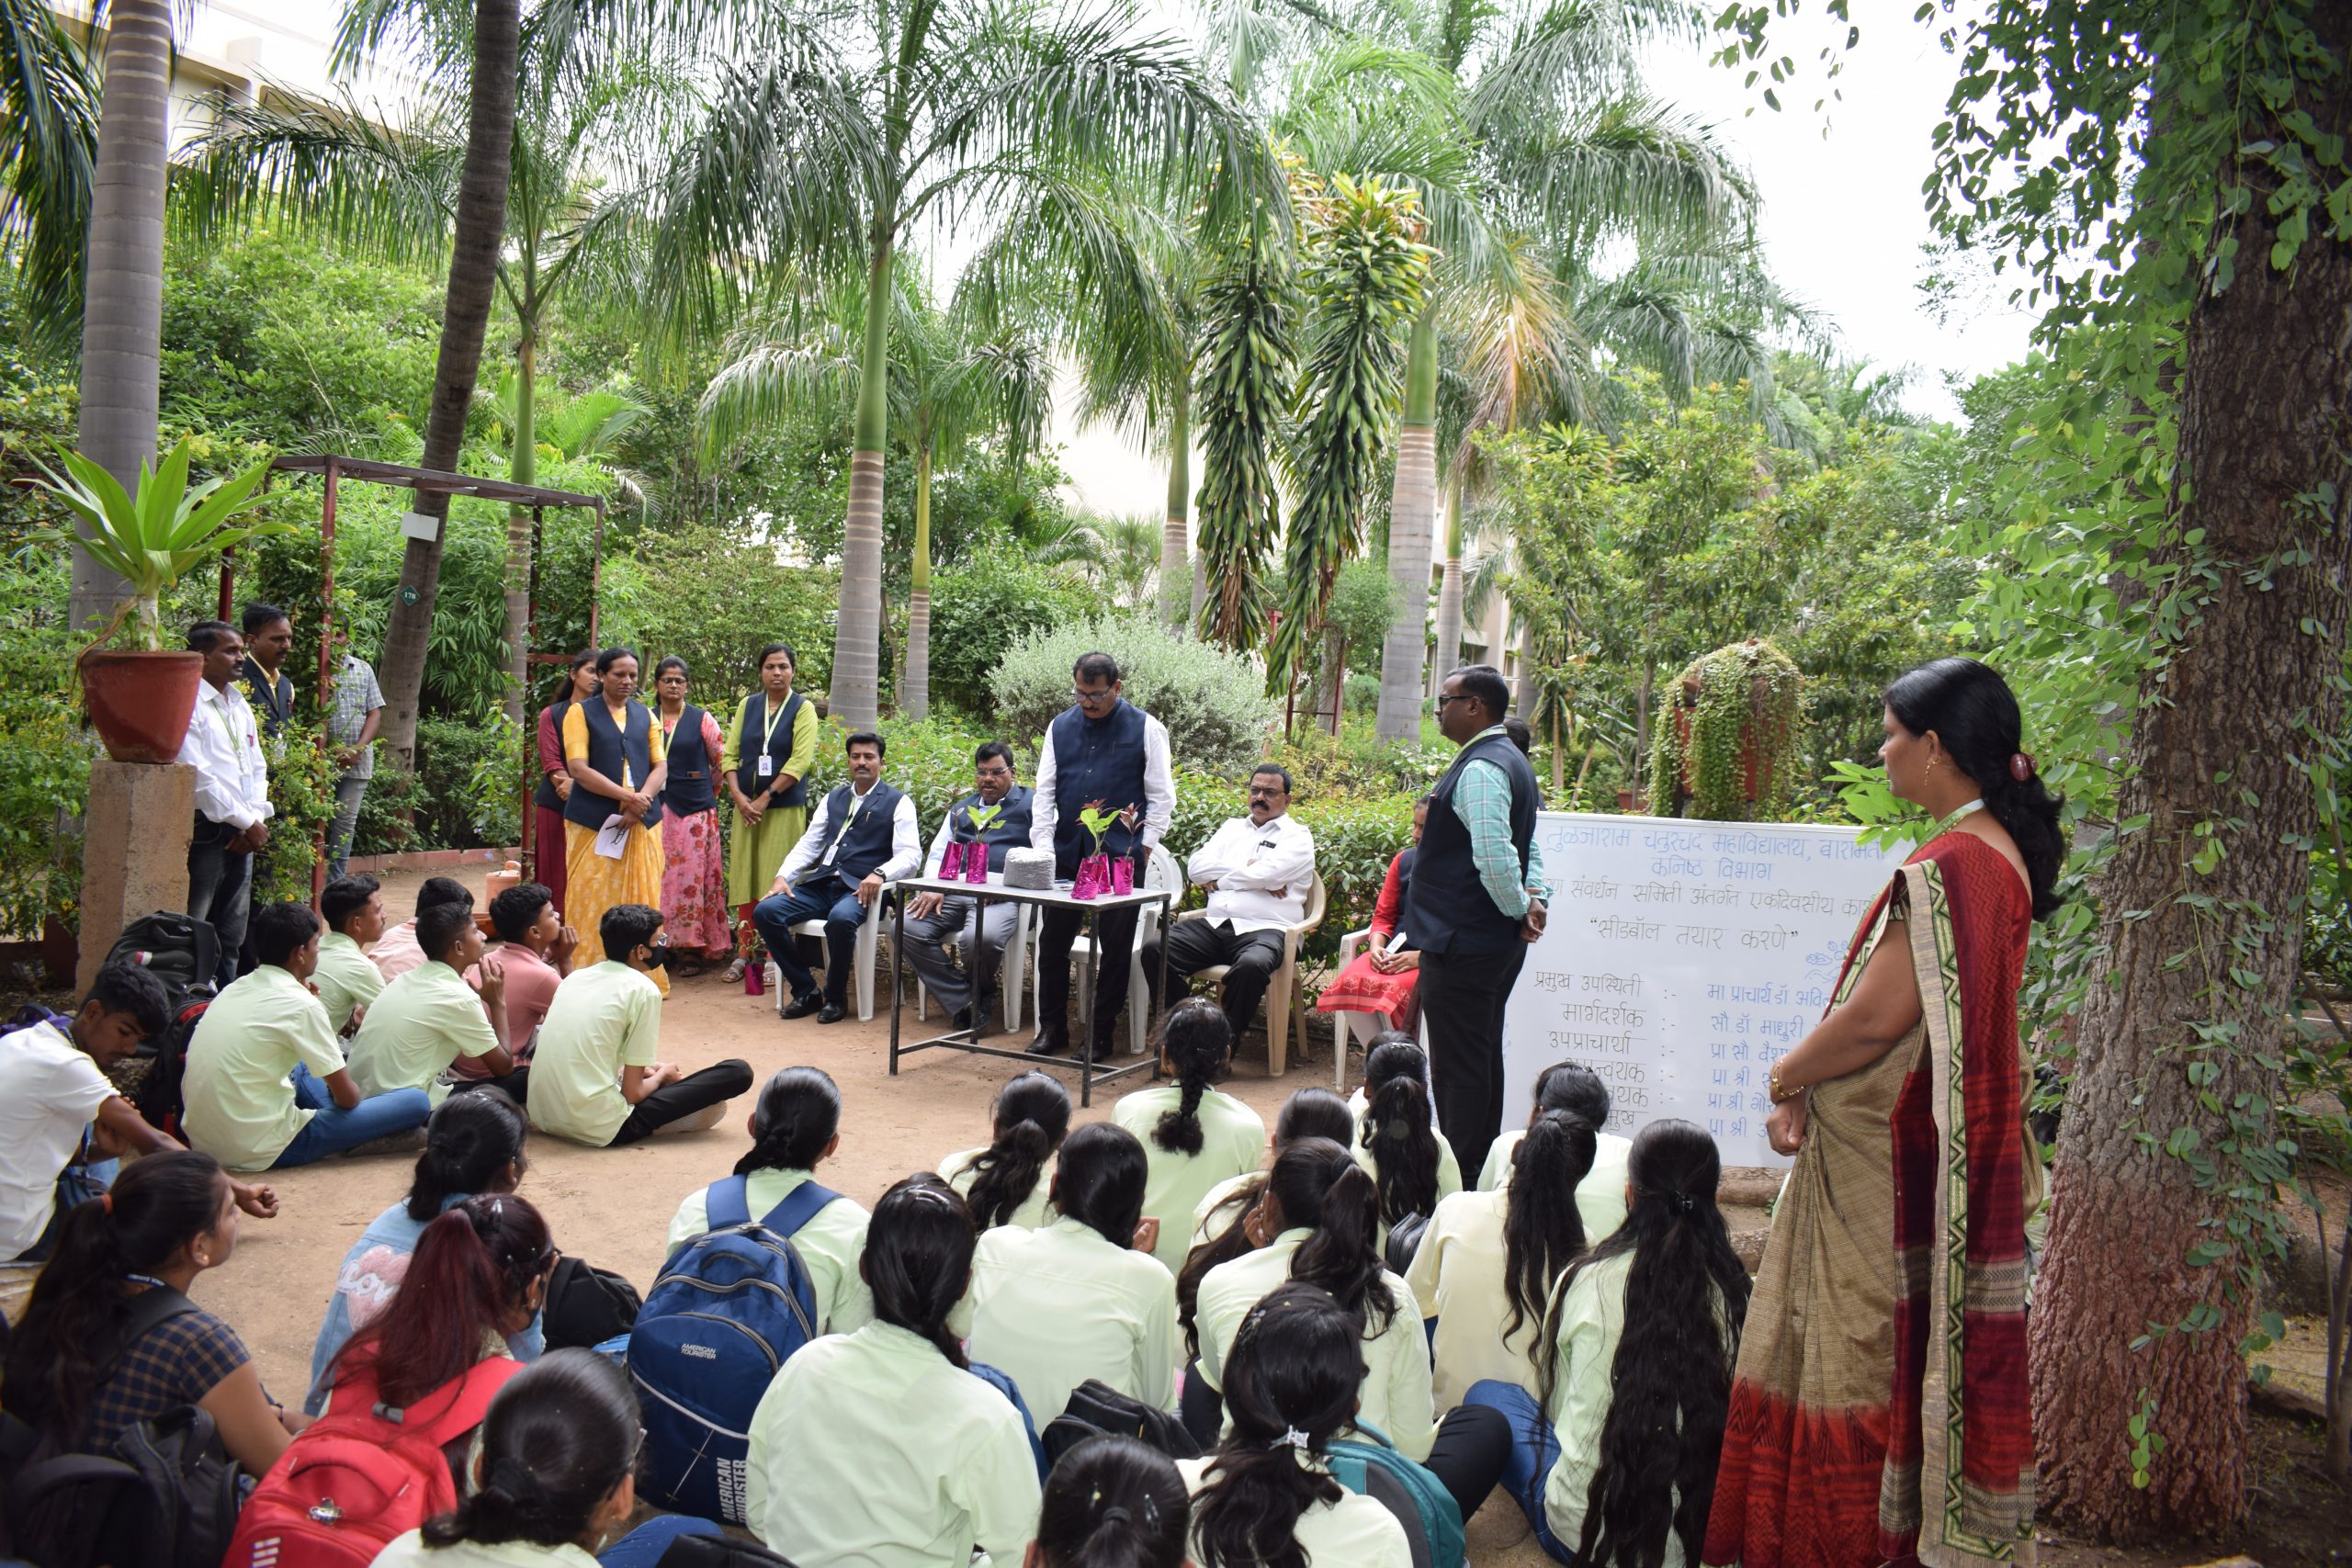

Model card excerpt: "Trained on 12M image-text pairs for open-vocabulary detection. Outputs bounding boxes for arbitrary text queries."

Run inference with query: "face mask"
[641,942,671,972]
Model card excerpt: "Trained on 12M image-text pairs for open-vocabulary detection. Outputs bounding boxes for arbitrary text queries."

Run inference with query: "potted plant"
[961,799,1003,884]
[29,438,285,762]
[1072,800,1127,900]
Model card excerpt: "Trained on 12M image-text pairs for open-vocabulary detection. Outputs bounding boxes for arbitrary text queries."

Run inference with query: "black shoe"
[816,1001,849,1025]
[782,993,823,1020]
[970,997,995,1038]
[1027,1021,1071,1057]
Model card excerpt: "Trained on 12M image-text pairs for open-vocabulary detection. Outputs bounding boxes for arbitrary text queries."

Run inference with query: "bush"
[990,615,1277,774]
[926,549,1097,715]
[0,555,85,935]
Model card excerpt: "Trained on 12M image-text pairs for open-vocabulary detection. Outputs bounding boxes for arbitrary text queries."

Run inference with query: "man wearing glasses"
[901,741,1035,1035]
[1406,664,1550,1182]
[1026,651,1176,1062]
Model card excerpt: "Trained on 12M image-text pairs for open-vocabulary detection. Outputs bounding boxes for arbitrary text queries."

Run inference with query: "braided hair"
[738,1066,842,1176]
[422,1350,639,1549]
[1153,998,1233,1156]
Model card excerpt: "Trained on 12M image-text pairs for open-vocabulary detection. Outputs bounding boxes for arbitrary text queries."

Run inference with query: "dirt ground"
[27,864,2352,1564]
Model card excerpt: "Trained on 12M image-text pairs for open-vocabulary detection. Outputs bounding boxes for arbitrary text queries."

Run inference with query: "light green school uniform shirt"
[1110,1085,1267,1276]
[937,1147,1057,1231]
[1190,1169,1262,1247]
[665,1167,875,1335]
[1193,1227,1436,1461]
[311,930,382,1034]
[526,961,662,1147]
[1476,1128,1635,1240]
[372,1532,596,1568]
[745,1321,1042,1568]
[181,964,349,1172]
[1403,1185,1536,1408]
[967,1213,1179,1423]
[347,960,499,1103]
[1174,1455,1413,1568]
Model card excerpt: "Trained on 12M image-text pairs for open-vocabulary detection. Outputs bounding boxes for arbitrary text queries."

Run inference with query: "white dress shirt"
[1185,813,1316,932]
[1030,704,1176,854]
[778,778,923,888]
[185,678,272,830]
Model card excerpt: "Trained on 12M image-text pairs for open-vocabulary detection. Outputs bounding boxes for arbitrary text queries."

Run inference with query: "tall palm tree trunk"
[902,444,932,718]
[69,0,173,633]
[1512,621,1535,716]
[1159,380,1192,628]
[1430,468,1464,695]
[501,319,537,729]
[375,0,520,770]
[1374,306,1439,741]
[830,237,894,728]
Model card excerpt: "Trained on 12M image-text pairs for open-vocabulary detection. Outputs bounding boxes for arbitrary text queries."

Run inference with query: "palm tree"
[650,0,1259,729]
[1,0,98,355]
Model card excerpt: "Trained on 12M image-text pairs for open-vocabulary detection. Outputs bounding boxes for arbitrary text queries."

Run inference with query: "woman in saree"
[651,656,731,972]
[720,641,819,983]
[1315,795,1430,1044]
[531,651,597,917]
[560,646,670,996]
[1704,657,2063,1568]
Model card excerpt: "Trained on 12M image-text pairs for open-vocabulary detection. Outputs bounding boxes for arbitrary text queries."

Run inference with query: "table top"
[892,874,1175,912]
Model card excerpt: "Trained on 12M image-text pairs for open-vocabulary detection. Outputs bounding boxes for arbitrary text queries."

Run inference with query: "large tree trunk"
[2030,19,2352,1535]
[373,0,519,768]
[1512,621,1535,717]
[501,317,537,730]
[1430,468,1465,697]
[831,239,895,728]
[69,0,172,634]
[1374,306,1440,741]
[902,445,932,719]
[1159,380,1192,629]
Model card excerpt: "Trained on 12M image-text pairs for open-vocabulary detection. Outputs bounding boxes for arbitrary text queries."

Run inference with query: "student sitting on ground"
[315,873,388,1034]
[450,882,577,1084]
[1,963,277,1276]
[1406,1104,1598,1409]
[1477,1061,1634,1238]
[1351,1034,1463,1249]
[349,900,520,1103]
[1176,1089,1357,1370]
[526,904,753,1147]
[940,1069,1071,1231]
[184,902,434,1171]
[1463,1119,1751,1565]
[1177,1283,1414,1568]
[372,875,475,984]
[747,1173,1042,1566]
[967,1121,1180,1424]
[1035,1435,1192,1568]
[371,1349,723,1568]
[307,1089,540,1413]
[1,1150,306,1474]
[665,1065,873,1333]
[1112,998,1267,1276]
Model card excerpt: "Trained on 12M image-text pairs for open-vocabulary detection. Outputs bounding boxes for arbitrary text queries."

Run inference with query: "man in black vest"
[238,602,296,739]
[752,731,922,1023]
[1027,651,1176,1063]
[1406,664,1551,1181]
[901,741,1035,1035]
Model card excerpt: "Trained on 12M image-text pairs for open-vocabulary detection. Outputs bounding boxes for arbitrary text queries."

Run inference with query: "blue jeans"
[752,875,868,1006]
[272,1066,432,1168]
[1463,1380,1576,1564]
[596,1513,720,1567]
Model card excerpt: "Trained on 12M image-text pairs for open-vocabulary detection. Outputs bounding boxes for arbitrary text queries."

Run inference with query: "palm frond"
[0,0,99,348]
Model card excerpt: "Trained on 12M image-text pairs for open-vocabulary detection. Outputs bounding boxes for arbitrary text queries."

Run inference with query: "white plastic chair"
[1171,870,1328,1078]
[1329,925,1430,1093]
[1072,848,1181,1056]
[769,885,890,1022]
[911,894,1035,1033]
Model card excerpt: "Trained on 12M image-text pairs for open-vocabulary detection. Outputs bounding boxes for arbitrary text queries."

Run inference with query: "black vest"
[734,692,809,807]
[659,703,716,817]
[1046,700,1149,874]
[561,699,657,830]
[808,781,907,885]
[1407,731,1537,956]
[534,699,574,811]
[947,784,1036,873]
[239,656,293,739]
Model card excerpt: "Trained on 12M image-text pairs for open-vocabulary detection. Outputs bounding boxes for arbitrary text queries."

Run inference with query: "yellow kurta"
[721,689,820,909]
[562,701,670,997]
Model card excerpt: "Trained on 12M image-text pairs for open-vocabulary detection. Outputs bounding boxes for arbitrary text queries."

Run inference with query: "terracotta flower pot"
[82,649,204,763]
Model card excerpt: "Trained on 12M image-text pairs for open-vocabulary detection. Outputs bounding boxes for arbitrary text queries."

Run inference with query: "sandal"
[722,957,747,984]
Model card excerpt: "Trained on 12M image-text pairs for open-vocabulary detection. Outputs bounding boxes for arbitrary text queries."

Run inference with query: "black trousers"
[609,1059,755,1145]
[1143,920,1287,1040]
[1035,901,1140,1049]
[1419,944,1528,1186]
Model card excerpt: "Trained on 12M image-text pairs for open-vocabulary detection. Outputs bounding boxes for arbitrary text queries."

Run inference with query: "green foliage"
[253,728,343,906]
[990,615,1278,775]
[0,551,85,933]
[925,547,1098,715]
[1193,244,1296,649]
[1647,639,1805,820]
[627,521,838,716]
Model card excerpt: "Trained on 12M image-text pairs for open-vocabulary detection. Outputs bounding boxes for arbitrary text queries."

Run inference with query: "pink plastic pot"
[940,840,967,879]
[966,849,989,885]
[1111,856,1134,896]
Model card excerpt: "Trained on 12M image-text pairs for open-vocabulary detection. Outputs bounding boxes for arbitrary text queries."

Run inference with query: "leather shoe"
[816,1002,849,1025]
[1027,1021,1070,1057]
[781,993,822,1021]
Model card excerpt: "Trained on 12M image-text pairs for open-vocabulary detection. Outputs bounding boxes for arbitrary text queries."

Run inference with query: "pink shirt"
[369,920,427,984]
[452,942,564,1077]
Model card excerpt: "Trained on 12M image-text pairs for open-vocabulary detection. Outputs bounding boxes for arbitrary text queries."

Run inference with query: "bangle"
[1770,1068,1801,1105]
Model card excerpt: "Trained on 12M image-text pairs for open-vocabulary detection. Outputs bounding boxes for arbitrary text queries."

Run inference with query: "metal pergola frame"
[216,456,610,900]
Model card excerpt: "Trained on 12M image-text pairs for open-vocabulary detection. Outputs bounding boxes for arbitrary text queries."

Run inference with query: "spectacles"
[1071,686,1115,703]
[1433,693,1467,709]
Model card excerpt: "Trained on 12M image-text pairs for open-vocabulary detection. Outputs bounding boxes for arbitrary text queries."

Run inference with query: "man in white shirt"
[752,731,922,1023]
[1142,764,1316,1042]
[182,620,271,989]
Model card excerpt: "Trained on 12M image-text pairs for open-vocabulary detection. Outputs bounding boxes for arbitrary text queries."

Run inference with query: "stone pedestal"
[77,758,196,995]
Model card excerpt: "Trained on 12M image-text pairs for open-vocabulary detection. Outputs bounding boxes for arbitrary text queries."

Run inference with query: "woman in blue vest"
[561,647,671,995]
[721,641,820,983]
[650,657,729,972]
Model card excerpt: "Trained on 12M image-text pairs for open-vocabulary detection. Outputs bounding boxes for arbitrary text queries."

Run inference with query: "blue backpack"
[1328,1422,1465,1568]
[628,1176,840,1525]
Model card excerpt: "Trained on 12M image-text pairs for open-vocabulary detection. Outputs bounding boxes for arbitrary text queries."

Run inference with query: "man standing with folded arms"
[1406,664,1548,1182]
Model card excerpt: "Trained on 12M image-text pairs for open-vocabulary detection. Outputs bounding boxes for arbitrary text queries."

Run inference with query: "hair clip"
[1273,1426,1310,1450]
[2009,751,2035,783]
[899,1184,956,1208]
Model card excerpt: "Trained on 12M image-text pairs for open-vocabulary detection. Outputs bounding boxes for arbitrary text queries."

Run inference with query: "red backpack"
[221,1357,524,1568]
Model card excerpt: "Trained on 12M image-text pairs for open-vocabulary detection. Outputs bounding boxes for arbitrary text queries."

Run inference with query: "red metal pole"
[216,548,233,622]
[311,460,340,905]
[588,501,605,645]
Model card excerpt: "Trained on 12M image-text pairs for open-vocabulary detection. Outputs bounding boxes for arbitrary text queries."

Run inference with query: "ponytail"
[737,1066,842,1177]
[865,1173,977,1369]
[407,1089,528,1220]
[961,1071,1070,1228]
[1359,1035,1440,1225]
[1268,1138,1396,1333]
[1883,657,2066,919]
[333,1194,553,1409]
[1193,1284,1361,1568]
[1153,998,1232,1156]
[421,1349,637,1548]
[1035,1435,1191,1568]
[1053,1122,1149,1249]
[1500,1110,1598,1357]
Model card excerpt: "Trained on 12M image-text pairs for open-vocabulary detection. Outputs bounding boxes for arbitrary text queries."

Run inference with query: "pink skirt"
[660,807,731,955]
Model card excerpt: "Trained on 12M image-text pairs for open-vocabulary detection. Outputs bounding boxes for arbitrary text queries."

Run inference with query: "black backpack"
[101,912,220,1019]
[1040,1379,1203,1468]
[130,998,211,1141]
[542,1255,642,1349]
[656,1533,804,1568]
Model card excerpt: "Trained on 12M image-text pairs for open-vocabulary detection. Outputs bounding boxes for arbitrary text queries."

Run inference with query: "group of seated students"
[1,956,1749,1568]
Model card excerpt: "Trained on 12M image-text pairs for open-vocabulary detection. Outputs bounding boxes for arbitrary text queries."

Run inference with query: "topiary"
[1646,638,1805,821]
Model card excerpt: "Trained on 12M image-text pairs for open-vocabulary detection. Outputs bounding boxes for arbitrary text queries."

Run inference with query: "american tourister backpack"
[629,1175,841,1526]
[1328,1421,1465,1568]
[220,1356,524,1568]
